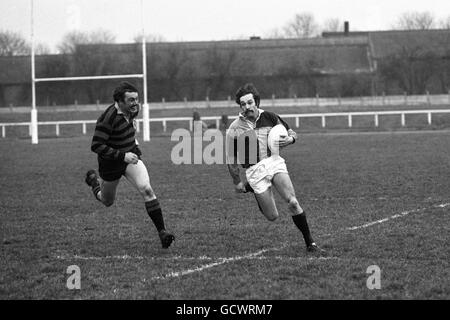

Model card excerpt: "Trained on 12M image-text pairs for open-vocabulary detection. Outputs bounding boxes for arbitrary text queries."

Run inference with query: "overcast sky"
[1,0,449,52]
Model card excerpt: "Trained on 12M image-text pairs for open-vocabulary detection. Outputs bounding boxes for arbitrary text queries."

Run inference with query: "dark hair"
[113,82,139,102]
[235,83,260,107]
[193,110,201,121]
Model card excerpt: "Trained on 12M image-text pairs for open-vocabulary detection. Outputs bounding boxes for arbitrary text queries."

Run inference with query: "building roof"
[3,29,449,85]
[368,29,450,59]
[79,36,372,78]
[0,54,69,85]
[0,55,30,84]
[323,29,450,59]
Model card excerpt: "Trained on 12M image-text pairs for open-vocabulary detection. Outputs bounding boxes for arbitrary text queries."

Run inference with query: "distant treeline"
[1,34,449,107]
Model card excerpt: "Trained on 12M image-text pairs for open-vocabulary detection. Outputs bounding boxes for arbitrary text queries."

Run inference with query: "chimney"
[344,21,349,35]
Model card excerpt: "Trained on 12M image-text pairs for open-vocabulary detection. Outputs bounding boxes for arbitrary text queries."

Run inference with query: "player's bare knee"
[141,185,155,199]
[264,210,279,221]
[288,197,299,210]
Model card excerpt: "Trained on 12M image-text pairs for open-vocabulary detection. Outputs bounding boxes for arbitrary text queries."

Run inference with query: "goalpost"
[29,0,150,144]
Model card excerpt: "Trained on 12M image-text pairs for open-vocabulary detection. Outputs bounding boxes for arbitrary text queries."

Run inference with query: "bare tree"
[264,27,285,39]
[161,45,190,100]
[204,46,238,99]
[379,46,437,94]
[283,13,319,38]
[0,30,51,56]
[275,50,325,97]
[57,31,89,54]
[439,16,450,29]
[55,29,117,104]
[89,29,116,44]
[133,32,166,43]
[34,43,51,55]
[57,29,116,54]
[394,11,436,30]
[322,18,343,32]
[0,30,29,56]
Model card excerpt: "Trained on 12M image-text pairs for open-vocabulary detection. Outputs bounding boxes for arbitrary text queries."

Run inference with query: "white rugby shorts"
[245,155,288,194]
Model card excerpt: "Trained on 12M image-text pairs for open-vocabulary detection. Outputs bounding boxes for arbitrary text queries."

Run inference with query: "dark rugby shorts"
[98,146,142,181]
[98,158,128,181]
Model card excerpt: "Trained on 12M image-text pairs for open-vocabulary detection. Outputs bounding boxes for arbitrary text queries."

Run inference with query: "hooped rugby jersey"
[226,109,296,168]
[91,103,140,162]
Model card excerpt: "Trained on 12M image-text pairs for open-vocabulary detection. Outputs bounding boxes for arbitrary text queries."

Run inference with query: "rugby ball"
[267,124,288,154]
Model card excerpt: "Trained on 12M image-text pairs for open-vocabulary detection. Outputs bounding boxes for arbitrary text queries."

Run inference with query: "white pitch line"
[55,254,144,261]
[346,203,449,231]
[53,202,449,277]
[309,196,432,202]
[243,255,340,261]
[151,201,449,281]
[308,196,444,202]
[152,247,284,280]
[54,254,217,261]
[434,203,450,208]
[54,252,340,263]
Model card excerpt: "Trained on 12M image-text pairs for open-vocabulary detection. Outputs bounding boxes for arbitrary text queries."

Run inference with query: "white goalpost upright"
[30,0,38,144]
[141,0,150,142]
[29,0,150,144]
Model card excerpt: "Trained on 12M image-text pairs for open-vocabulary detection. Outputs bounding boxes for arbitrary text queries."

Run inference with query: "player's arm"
[226,136,246,192]
[227,164,248,193]
[227,163,241,185]
[226,129,247,193]
[276,116,297,147]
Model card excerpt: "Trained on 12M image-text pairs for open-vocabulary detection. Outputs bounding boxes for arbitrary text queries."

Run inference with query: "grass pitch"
[1,130,449,299]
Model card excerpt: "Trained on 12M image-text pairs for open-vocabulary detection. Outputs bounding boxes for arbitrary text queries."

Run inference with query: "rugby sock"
[87,176,102,202]
[292,212,314,247]
[145,199,165,232]
[92,186,101,202]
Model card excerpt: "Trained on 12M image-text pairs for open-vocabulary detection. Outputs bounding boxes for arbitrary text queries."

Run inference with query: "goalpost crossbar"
[34,74,144,82]
[30,0,150,144]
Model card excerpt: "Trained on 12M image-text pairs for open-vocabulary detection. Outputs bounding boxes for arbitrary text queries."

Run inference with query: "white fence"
[2,109,450,138]
[125,93,450,110]
[1,93,450,113]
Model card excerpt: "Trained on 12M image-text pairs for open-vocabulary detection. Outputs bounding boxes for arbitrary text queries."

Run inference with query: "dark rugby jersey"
[226,109,296,167]
[91,103,139,161]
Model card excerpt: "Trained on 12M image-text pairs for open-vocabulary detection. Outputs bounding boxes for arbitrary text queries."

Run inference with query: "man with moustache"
[226,83,325,253]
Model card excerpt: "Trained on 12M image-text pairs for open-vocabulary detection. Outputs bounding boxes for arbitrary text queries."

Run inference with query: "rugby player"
[226,83,325,253]
[84,82,175,249]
